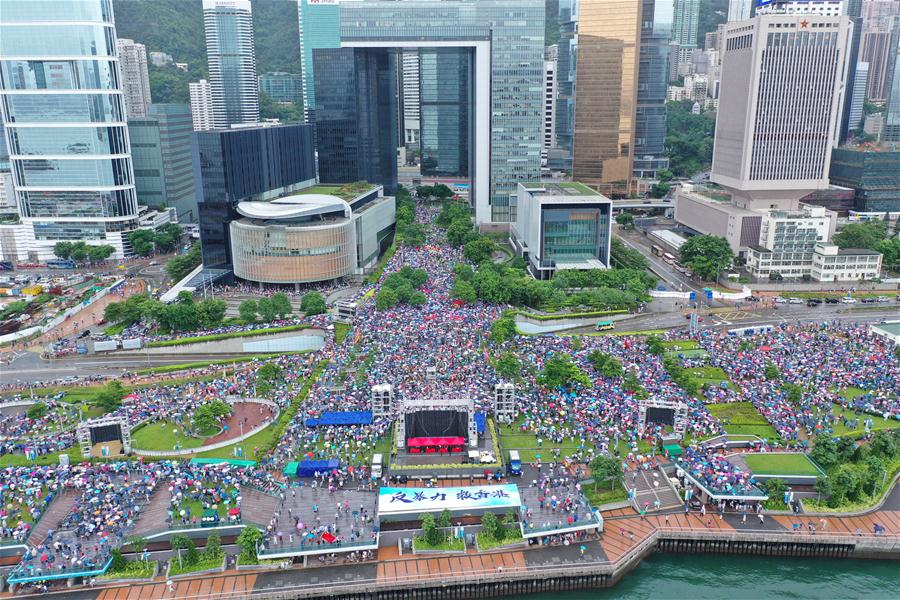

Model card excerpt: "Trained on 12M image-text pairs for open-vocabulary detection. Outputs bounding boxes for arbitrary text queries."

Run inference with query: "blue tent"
[305,411,373,427]
[296,459,341,477]
[474,412,486,434]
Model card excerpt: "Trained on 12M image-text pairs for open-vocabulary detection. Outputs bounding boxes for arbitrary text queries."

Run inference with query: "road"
[615,225,711,300]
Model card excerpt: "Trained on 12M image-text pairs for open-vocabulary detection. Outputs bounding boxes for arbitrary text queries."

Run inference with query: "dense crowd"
[676,447,762,496]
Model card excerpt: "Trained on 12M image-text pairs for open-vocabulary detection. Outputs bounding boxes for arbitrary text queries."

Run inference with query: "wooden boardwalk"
[93,572,257,600]
[375,547,526,582]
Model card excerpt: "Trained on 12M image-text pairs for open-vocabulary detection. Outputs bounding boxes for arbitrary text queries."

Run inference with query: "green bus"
[595,320,615,331]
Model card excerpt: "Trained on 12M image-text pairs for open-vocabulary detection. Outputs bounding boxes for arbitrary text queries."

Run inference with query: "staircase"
[27,488,79,547]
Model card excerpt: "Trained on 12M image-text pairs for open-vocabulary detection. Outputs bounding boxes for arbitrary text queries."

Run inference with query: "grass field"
[334,322,350,345]
[499,417,651,462]
[661,340,700,351]
[131,421,211,452]
[742,453,821,477]
[706,402,779,439]
[831,403,899,437]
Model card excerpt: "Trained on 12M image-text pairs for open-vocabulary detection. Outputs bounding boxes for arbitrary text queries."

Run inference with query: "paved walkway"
[92,572,258,600]
[27,489,79,547]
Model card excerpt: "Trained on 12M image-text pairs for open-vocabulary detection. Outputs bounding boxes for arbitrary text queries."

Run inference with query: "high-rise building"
[194,123,317,269]
[399,51,420,148]
[849,62,870,132]
[116,38,152,118]
[672,0,700,76]
[297,0,341,122]
[314,0,544,224]
[885,30,900,141]
[419,49,472,179]
[203,0,258,128]
[313,48,398,193]
[543,57,558,155]
[189,80,214,131]
[635,0,673,179]
[711,11,853,208]
[554,0,578,164]
[0,0,142,260]
[571,0,642,196]
[859,0,900,102]
[840,0,863,144]
[830,146,900,212]
[756,0,844,15]
[128,104,197,221]
[727,0,752,21]
[258,72,303,105]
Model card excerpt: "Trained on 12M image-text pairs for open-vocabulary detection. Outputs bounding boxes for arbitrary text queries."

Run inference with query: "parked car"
[875,296,890,303]
[788,297,803,304]
[861,297,876,303]
[840,297,857,304]
[806,298,822,307]
[773,297,788,304]
[824,297,839,304]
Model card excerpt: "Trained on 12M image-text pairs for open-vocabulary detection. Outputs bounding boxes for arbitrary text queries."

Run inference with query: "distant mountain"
[112,0,301,103]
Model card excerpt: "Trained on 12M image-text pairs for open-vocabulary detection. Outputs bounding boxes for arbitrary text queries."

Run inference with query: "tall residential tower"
[116,38,152,118]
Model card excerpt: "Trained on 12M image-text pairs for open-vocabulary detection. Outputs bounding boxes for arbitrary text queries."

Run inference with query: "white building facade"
[543,58,557,156]
[189,79,214,132]
[116,38,152,118]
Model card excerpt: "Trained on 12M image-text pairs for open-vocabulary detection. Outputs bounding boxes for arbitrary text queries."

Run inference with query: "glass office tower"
[634,0,673,179]
[334,0,544,224]
[297,0,341,122]
[0,0,139,259]
[419,49,473,178]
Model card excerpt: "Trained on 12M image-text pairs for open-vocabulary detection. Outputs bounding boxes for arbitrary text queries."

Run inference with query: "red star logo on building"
[800,19,809,28]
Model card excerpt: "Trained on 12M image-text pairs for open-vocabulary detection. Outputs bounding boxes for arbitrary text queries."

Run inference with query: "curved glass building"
[0,0,139,259]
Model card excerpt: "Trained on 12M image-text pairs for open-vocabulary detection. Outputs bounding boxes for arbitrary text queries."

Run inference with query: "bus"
[507,450,522,476]
[662,252,676,265]
[651,245,664,257]
[595,320,615,332]
[47,259,76,269]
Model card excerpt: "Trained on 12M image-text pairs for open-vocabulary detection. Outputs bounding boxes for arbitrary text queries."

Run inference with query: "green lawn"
[0,446,84,468]
[742,453,821,477]
[131,421,211,452]
[499,417,651,461]
[176,484,239,522]
[706,402,779,440]
[334,322,351,345]
[146,324,312,347]
[661,340,700,351]
[98,560,155,580]
[583,481,628,507]
[831,403,899,437]
[413,534,465,552]
[476,528,523,552]
[168,553,224,576]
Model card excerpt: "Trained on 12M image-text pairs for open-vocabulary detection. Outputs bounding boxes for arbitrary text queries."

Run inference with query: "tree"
[87,245,114,263]
[257,297,277,322]
[93,381,126,414]
[236,526,263,564]
[375,287,398,310]
[782,383,803,404]
[810,434,839,471]
[615,212,635,229]
[204,531,223,559]
[193,400,232,434]
[875,237,900,270]
[833,221,887,251]
[437,509,452,530]
[238,299,258,323]
[299,291,325,316]
[649,181,672,198]
[495,352,521,380]
[463,237,495,264]
[407,291,427,306]
[257,363,283,385]
[763,478,788,504]
[665,100,715,177]
[53,241,74,260]
[450,279,478,303]
[679,234,734,281]
[128,229,156,257]
[587,351,624,379]
[446,219,475,247]
[480,512,502,541]
[645,335,665,356]
[166,243,202,281]
[538,354,591,389]
[590,455,623,491]
[27,402,48,420]
[109,548,127,572]
[196,299,226,329]
[870,430,898,459]
[489,315,517,344]
[764,363,780,380]
[420,512,443,546]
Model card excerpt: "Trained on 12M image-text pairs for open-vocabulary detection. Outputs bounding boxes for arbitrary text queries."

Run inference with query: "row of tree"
[237,293,295,323]
[128,223,183,256]
[833,220,900,270]
[166,243,202,282]
[53,242,114,264]
[679,234,735,281]
[810,430,899,508]
[375,266,428,309]
[105,291,226,333]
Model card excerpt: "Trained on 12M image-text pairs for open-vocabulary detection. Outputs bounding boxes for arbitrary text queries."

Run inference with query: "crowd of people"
[676,447,762,496]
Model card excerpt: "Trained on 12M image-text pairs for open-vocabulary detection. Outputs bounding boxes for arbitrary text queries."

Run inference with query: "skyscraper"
[635,0,673,179]
[297,0,341,122]
[671,0,700,76]
[116,38,152,118]
[859,0,900,102]
[203,0,258,128]
[543,56,558,154]
[727,0,752,21]
[400,51,421,148]
[711,10,853,207]
[0,0,141,259]
[571,0,642,196]
[554,0,578,162]
[258,72,303,104]
[885,31,900,141]
[419,49,472,178]
[189,80,214,131]
[848,62,870,132]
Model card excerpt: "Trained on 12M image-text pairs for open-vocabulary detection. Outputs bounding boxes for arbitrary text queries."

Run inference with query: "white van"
[371,453,383,479]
